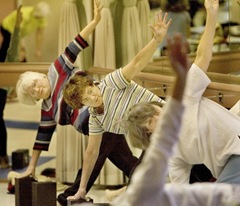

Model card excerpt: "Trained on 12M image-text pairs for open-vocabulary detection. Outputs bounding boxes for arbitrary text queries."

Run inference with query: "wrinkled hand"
[204,0,219,15]
[18,165,36,178]
[67,188,86,201]
[93,0,103,23]
[149,10,172,43]
[167,34,190,77]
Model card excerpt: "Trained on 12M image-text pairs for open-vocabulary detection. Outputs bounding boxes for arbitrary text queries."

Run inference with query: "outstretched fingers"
[94,0,103,11]
[155,10,163,24]
[155,10,172,28]
[148,10,172,43]
[204,0,219,13]
[162,12,171,27]
[93,0,103,22]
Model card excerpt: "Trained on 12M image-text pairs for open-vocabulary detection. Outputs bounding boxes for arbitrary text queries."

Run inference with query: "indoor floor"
[0,99,110,205]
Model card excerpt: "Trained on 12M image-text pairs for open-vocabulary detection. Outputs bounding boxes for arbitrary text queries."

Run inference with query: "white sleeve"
[184,64,211,100]
[168,154,192,183]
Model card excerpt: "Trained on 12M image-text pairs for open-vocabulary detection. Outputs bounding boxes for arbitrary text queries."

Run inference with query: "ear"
[145,117,153,133]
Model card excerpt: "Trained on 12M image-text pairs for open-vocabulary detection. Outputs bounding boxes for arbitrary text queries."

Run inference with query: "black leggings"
[61,132,139,195]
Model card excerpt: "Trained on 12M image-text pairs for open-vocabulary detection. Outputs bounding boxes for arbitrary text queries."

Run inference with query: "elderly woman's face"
[142,105,161,134]
[26,76,51,100]
[81,85,103,107]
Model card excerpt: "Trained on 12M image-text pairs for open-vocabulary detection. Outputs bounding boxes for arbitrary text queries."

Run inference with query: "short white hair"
[16,71,47,105]
[34,1,50,17]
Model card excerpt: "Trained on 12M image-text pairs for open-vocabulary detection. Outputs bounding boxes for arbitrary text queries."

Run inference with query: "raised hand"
[204,0,219,15]
[149,10,172,43]
[167,34,190,77]
[93,0,103,23]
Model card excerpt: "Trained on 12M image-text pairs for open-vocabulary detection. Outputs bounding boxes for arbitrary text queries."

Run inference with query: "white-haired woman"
[0,1,50,62]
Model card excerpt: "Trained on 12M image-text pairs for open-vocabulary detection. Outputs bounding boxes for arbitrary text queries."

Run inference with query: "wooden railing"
[88,66,240,109]
[152,50,240,74]
[0,60,240,108]
[0,62,49,87]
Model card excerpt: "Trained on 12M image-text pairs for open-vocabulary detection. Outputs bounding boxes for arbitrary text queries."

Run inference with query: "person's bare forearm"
[129,38,161,78]
[79,19,99,40]
[122,11,171,81]
[77,148,99,193]
[29,150,41,167]
[79,0,102,40]
[67,134,103,200]
[194,0,219,72]
[19,149,42,178]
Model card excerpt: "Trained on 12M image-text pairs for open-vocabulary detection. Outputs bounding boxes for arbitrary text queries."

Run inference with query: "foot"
[105,187,126,202]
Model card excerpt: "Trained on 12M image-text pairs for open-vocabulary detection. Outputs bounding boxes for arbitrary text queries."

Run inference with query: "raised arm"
[5,5,22,62]
[67,134,103,201]
[79,0,102,40]
[113,34,189,206]
[121,10,171,81]
[194,0,219,72]
[167,34,190,102]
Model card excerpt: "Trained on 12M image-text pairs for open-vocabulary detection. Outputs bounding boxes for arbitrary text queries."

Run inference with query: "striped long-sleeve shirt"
[33,35,90,151]
[89,68,164,135]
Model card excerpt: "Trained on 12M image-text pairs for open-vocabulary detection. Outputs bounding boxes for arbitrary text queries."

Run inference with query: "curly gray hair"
[122,101,163,150]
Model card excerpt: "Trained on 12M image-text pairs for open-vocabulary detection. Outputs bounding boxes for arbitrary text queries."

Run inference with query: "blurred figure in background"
[189,0,204,26]
[160,0,191,55]
[0,1,50,62]
[0,6,24,168]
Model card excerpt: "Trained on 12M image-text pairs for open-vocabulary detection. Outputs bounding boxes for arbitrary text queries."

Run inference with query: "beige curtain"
[57,0,124,185]
[93,0,116,81]
[56,0,91,183]
[93,0,125,185]
[112,0,124,68]
[121,0,142,66]
[56,125,88,183]
[94,0,116,69]
[58,0,82,68]
[137,0,152,46]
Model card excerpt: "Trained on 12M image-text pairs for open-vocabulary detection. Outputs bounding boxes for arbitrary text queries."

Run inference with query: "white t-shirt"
[169,64,240,183]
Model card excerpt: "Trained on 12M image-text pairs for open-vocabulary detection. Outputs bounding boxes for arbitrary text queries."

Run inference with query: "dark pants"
[190,164,215,183]
[0,88,7,157]
[0,26,11,62]
[57,132,139,205]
